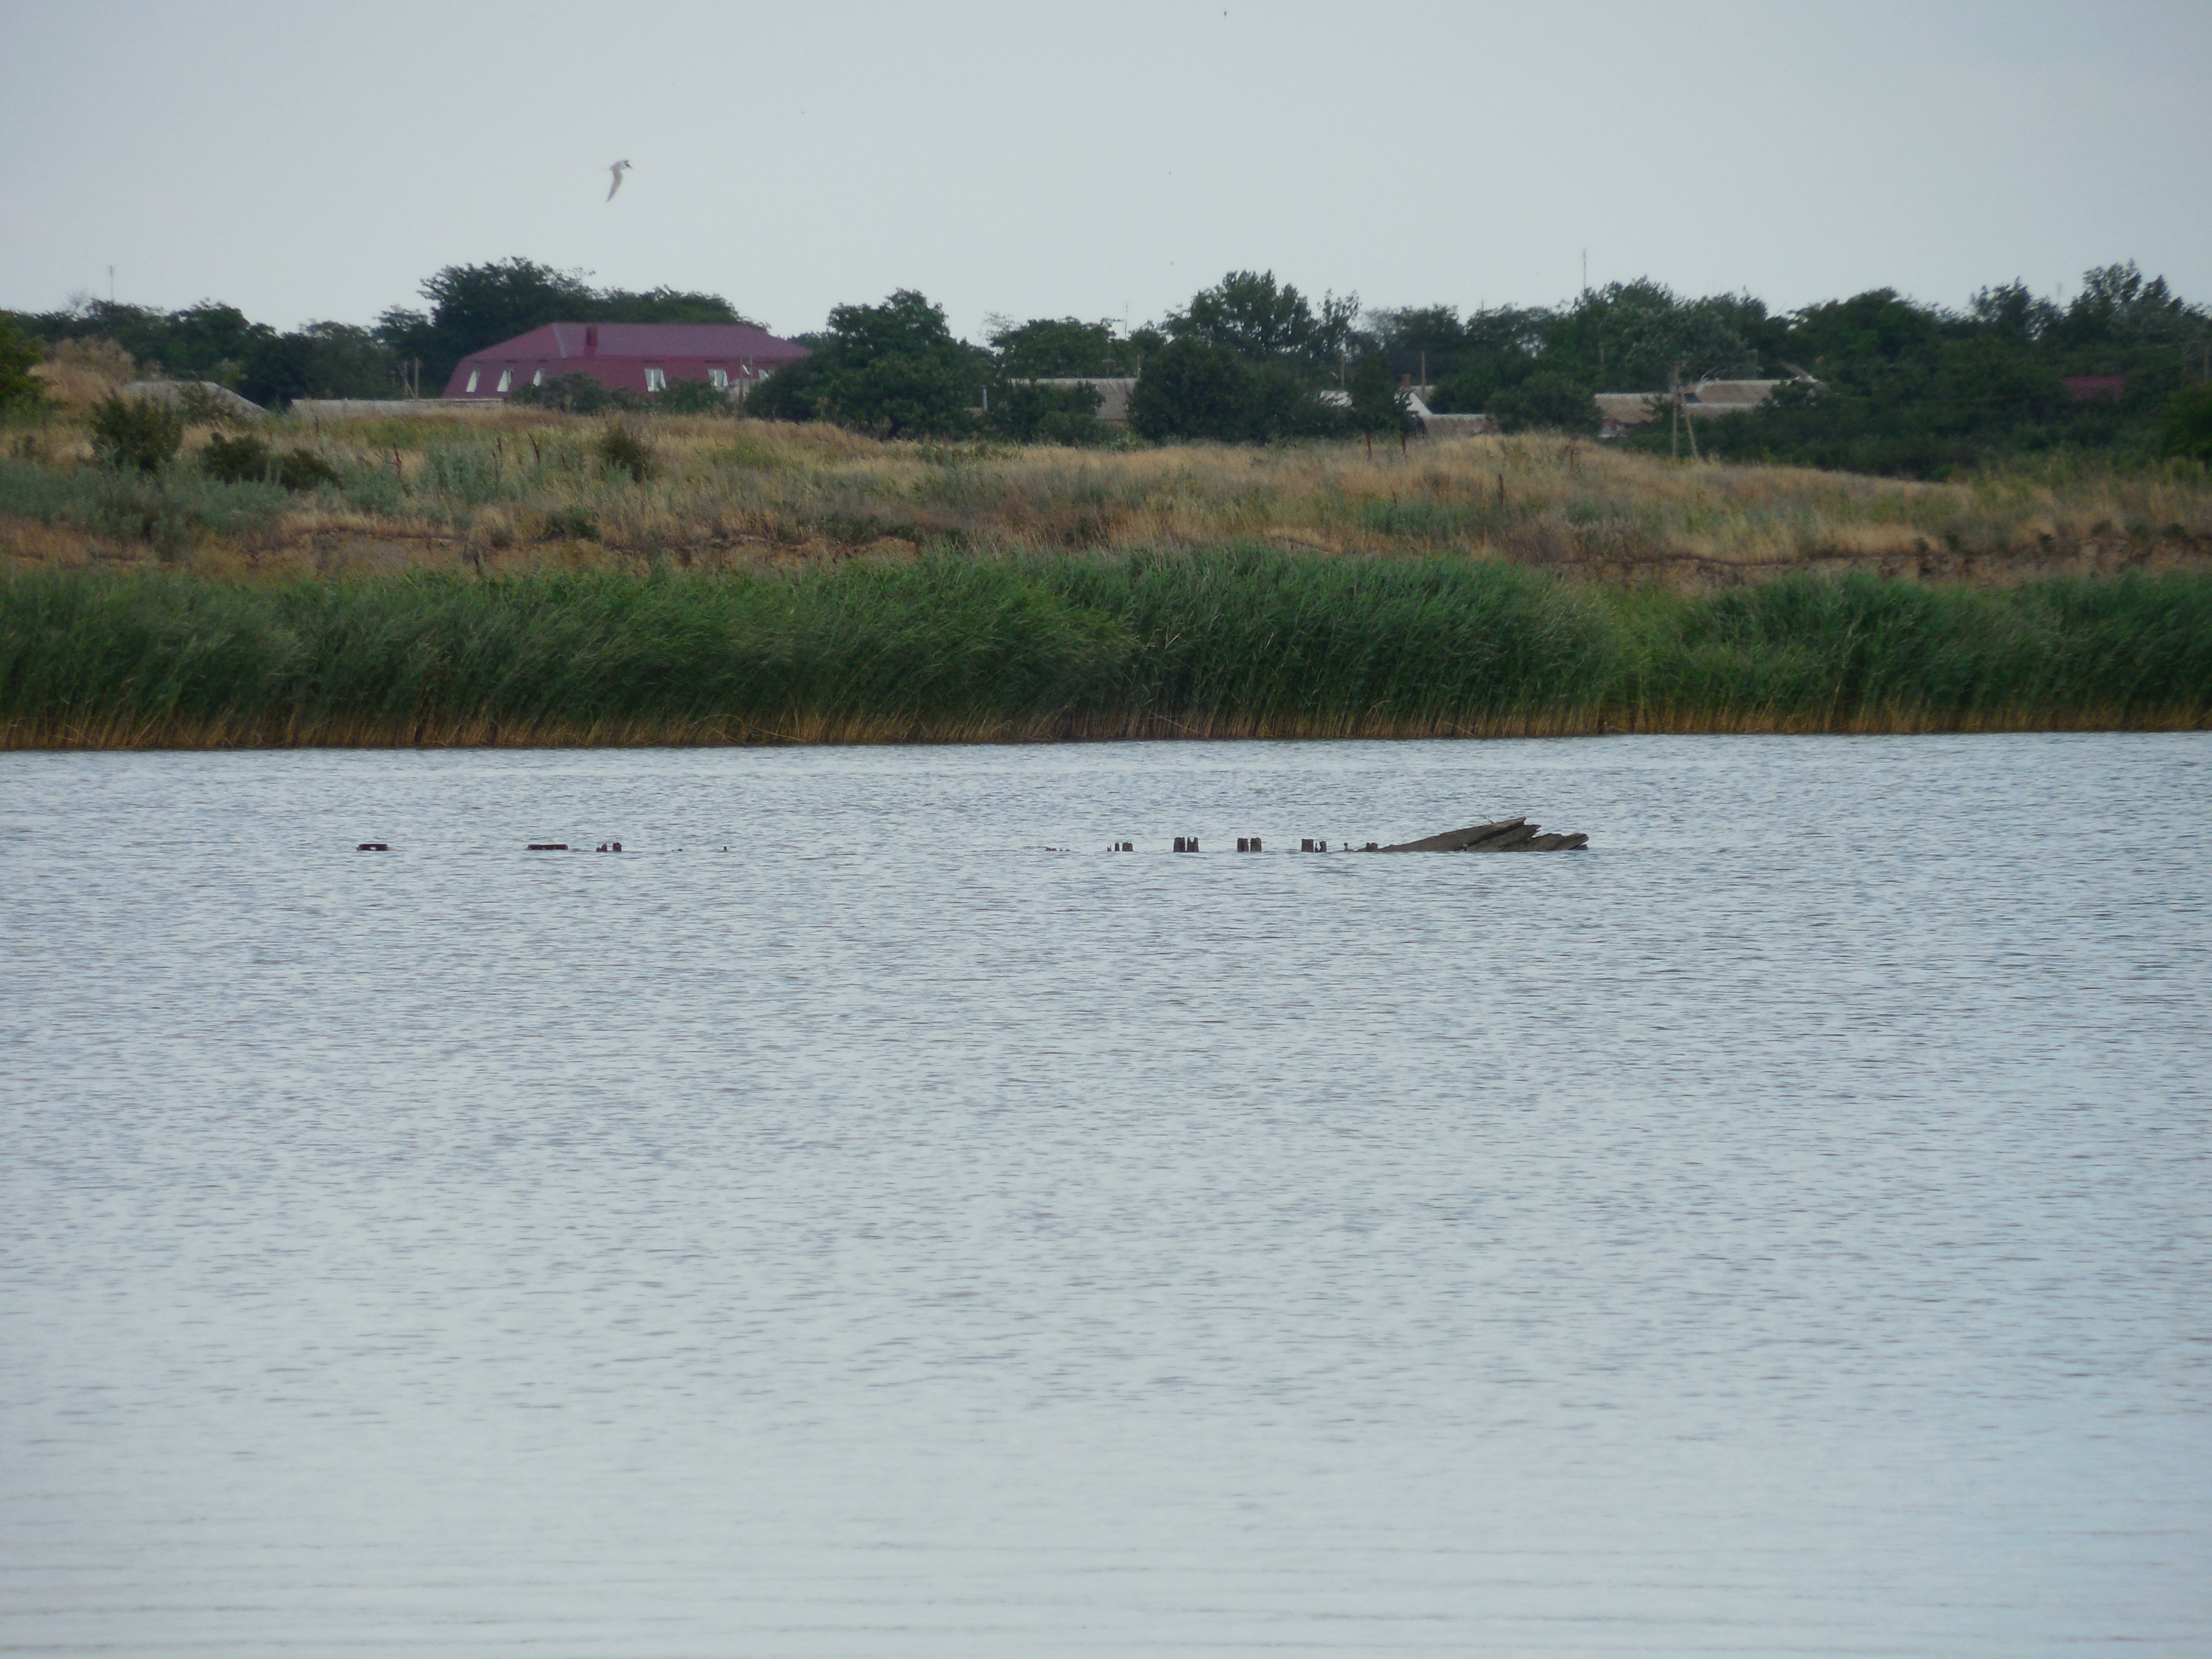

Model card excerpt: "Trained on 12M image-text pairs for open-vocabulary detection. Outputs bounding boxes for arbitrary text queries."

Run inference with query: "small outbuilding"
[442,322,810,402]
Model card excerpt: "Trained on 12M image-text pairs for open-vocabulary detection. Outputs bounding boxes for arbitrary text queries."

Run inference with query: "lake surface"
[2,735,2207,1658]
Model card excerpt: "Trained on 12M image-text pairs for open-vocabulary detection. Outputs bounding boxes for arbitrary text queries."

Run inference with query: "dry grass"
[5,408,2209,590]
[29,339,139,410]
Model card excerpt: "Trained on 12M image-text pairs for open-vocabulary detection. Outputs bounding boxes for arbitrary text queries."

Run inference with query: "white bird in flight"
[607,159,633,202]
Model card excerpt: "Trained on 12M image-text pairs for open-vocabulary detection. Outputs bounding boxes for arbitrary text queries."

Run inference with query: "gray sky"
[5,0,2208,340]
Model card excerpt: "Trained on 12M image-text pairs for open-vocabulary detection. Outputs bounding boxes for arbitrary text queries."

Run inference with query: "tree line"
[3,258,750,410]
[5,257,2210,474]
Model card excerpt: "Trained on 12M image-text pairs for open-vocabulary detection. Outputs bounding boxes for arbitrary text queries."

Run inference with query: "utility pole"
[1671,363,1701,462]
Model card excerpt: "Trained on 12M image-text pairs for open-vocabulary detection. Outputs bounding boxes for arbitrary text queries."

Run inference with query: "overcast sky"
[5,0,2208,341]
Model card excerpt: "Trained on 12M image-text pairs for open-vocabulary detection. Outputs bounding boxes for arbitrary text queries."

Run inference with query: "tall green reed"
[3,553,2206,744]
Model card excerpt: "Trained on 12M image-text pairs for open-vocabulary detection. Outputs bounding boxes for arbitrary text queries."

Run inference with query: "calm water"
[2,736,2207,1657]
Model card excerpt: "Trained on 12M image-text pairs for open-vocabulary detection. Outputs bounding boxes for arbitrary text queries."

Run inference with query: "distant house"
[2062,375,2128,403]
[119,380,266,417]
[1317,384,1493,436]
[1006,377,1140,423]
[442,322,810,402]
[1595,379,1804,437]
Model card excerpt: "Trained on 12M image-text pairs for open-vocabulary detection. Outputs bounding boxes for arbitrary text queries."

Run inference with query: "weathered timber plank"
[1378,819,1525,853]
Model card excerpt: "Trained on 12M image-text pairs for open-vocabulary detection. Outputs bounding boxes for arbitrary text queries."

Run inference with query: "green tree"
[1783,289,1946,375]
[1544,280,1762,390]
[749,291,978,438]
[237,322,398,408]
[1127,339,1346,443]
[1489,373,1599,435]
[376,258,597,388]
[599,285,752,324]
[2165,382,2212,461]
[1428,305,1551,412]
[1968,280,2062,345]
[12,299,272,388]
[0,314,47,412]
[990,316,1152,377]
[1127,339,1253,441]
[1345,355,1414,449]
[1167,270,1357,367]
[742,355,827,422]
[1365,304,1466,387]
[2059,261,2207,348]
[985,380,1108,445]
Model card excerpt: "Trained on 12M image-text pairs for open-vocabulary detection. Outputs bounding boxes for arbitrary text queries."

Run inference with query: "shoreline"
[8,706,2203,754]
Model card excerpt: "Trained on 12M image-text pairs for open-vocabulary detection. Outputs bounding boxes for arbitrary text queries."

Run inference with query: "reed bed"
[4,415,2208,588]
[5,555,2206,748]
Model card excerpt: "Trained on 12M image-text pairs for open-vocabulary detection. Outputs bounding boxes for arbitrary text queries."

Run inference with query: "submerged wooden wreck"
[1377,817,1588,853]
[1132,817,1589,853]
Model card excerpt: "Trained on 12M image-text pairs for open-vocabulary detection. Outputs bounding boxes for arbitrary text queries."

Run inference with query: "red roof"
[2062,375,2128,402]
[444,321,809,399]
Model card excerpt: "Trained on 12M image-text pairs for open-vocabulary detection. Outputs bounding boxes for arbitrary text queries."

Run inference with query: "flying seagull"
[606,159,633,201]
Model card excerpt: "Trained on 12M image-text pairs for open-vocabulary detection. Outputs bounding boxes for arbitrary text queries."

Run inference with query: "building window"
[532,367,544,387]
[496,368,512,394]
[645,367,666,392]
[709,368,728,390]
[464,369,479,393]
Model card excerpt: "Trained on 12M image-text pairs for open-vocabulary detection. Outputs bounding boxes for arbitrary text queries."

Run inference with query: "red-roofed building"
[443,322,810,401]
[2062,375,2128,403]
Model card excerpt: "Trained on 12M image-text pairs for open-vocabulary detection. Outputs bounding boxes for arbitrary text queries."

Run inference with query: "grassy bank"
[4,555,2206,748]
[5,416,2209,591]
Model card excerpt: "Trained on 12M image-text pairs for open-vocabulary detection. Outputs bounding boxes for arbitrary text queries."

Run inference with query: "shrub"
[276,449,341,491]
[510,372,645,415]
[744,356,824,423]
[654,375,736,415]
[200,432,273,483]
[0,456,286,552]
[540,505,599,541]
[89,394,187,472]
[598,422,656,482]
[200,432,339,491]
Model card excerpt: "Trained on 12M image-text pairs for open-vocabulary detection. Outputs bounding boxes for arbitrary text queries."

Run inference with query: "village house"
[1004,378,1140,422]
[442,322,810,401]
[1594,379,1805,437]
